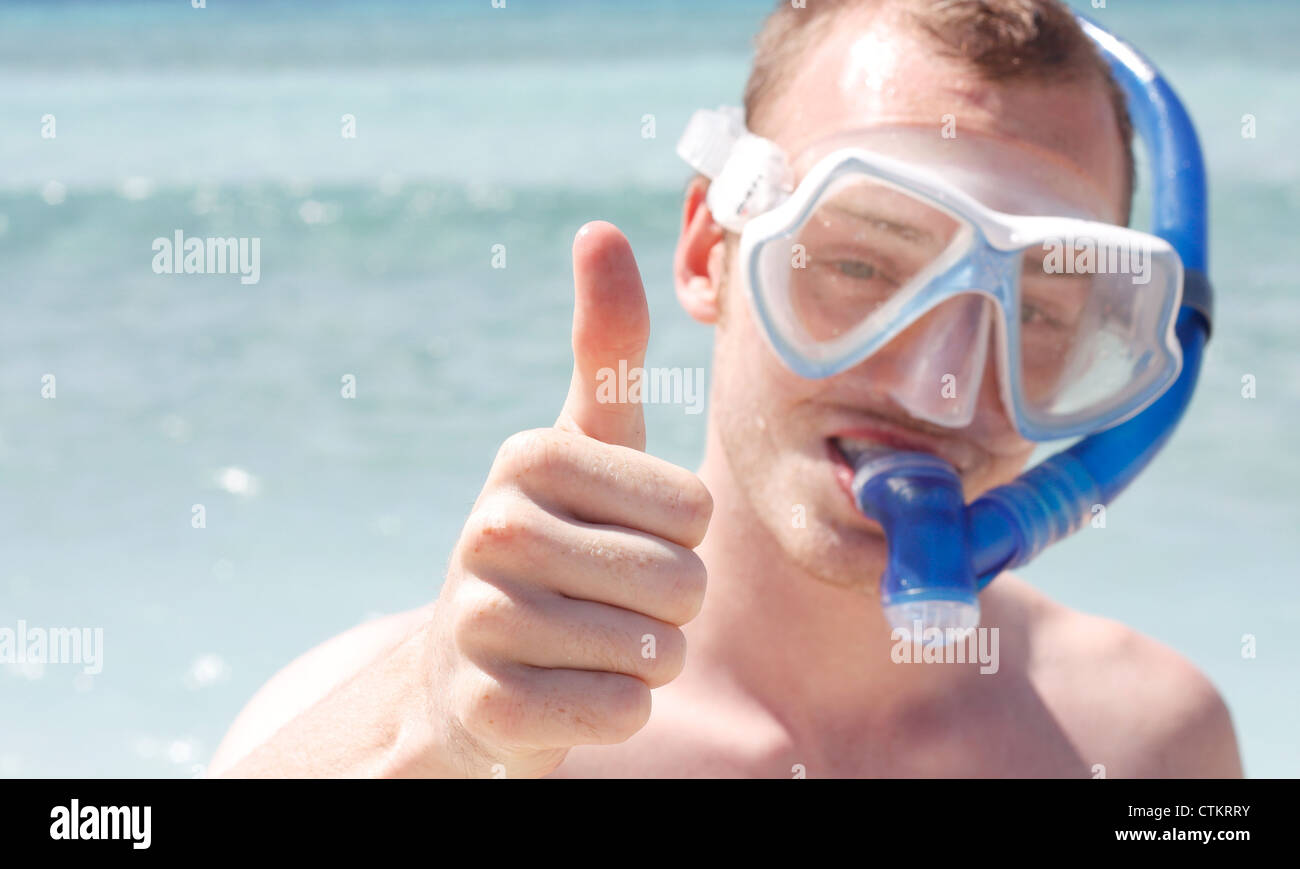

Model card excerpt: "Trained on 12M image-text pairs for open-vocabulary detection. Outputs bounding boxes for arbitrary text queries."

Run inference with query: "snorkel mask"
[676,15,1214,642]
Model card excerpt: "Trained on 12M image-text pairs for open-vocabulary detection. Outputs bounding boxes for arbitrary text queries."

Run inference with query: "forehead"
[762,10,1129,224]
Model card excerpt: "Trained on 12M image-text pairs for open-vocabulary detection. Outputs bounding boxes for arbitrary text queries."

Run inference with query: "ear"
[673,176,726,325]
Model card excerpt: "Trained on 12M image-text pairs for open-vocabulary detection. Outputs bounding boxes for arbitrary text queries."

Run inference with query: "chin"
[774,475,891,592]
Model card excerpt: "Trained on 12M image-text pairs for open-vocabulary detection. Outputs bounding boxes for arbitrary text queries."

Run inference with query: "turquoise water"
[0,0,1296,777]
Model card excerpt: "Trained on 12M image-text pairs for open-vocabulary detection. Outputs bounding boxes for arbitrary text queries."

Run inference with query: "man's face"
[701,12,1128,591]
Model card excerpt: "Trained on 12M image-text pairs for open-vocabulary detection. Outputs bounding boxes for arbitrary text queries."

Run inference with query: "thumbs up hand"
[428,222,713,777]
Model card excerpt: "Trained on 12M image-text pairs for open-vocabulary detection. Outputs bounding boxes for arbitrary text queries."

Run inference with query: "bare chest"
[551,685,1099,778]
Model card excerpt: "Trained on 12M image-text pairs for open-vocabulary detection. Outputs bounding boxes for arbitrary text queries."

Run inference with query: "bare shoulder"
[993,575,1243,778]
[207,604,434,776]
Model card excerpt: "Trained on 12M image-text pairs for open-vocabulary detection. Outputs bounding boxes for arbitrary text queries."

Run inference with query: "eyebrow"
[821,202,937,245]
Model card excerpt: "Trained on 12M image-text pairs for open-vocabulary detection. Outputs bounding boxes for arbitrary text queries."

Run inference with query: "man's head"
[674,0,1135,590]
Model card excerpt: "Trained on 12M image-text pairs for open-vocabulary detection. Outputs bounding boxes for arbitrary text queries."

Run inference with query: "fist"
[431,222,712,777]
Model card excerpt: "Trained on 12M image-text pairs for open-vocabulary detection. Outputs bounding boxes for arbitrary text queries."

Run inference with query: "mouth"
[826,419,977,507]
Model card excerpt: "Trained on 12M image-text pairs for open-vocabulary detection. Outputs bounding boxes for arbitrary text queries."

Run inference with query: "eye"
[835,260,878,280]
[1022,302,1066,331]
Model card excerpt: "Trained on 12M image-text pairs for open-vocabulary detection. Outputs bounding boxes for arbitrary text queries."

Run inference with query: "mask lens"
[785,176,966,343]
[1017,246,1096,409]
[1016,237,1180,425]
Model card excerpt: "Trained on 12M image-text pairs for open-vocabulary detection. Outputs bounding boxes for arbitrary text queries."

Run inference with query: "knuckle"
[458,673,530,749]
[450,580,530,653]
[460,502,515,550]
[498,428,547,465]
[495,428,569,481]
[458,496,545,569]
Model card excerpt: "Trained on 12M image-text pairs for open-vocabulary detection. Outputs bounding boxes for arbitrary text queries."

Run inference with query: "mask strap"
[676,107,792,232]
[676,106,746,179]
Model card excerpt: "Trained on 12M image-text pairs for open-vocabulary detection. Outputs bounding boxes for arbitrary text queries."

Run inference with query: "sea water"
[0,0,1296,776]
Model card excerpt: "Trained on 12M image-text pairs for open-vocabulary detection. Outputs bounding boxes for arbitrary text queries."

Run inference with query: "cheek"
[964,442,1036,500]
[713,279,822,421]
[993,444,1035,476]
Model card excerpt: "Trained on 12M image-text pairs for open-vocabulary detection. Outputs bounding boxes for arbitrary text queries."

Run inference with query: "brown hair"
[740,0,1135,213]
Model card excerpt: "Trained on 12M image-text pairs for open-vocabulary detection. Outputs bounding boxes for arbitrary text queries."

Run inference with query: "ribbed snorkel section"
[966,307,1209,587]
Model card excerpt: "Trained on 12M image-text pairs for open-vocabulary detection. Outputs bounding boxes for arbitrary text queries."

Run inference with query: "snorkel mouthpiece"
[850,449,980,645]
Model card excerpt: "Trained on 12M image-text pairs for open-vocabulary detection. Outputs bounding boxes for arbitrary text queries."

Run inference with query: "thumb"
[555,221,650,450]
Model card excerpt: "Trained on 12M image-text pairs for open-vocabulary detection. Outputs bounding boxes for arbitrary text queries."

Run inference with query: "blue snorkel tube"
[852,16,1215,643]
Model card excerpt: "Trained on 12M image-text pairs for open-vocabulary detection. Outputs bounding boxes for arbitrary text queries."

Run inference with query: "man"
[210,0,1242,778]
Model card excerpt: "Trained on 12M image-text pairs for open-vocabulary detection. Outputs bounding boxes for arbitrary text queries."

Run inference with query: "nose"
[856,294,996,430]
